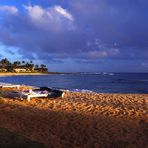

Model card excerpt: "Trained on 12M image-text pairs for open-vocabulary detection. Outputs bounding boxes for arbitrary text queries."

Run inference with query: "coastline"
[0,72,49,76]
[0,72,71,76]
[0,86,147,147]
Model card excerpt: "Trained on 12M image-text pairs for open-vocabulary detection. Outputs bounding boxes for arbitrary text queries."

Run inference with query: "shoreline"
[0,72,49,76]
[0,85,147,147]
[0,72,71,76]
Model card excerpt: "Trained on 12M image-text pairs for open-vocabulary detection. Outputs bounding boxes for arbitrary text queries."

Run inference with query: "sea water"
[0,73,148,94]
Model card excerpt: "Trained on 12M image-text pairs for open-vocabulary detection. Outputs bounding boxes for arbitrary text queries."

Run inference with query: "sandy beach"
[0,73,49,76]
[0,127,44,147]
[0,86,147,147]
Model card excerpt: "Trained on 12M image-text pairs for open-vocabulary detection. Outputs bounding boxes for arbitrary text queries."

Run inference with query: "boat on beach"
[1,86,65,101]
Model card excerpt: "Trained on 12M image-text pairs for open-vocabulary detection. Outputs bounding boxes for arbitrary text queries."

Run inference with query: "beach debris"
[36,87,65,99]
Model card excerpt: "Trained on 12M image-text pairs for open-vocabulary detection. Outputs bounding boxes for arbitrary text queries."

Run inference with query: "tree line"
[0,58,48,73]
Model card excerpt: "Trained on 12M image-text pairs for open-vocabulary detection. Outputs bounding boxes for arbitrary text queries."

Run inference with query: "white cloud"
[24,5,44,20]
[0,6,18,14]
[24,5,74,31]
[54,6,74,21]
[86,39,120,59]
[87,47,120,59]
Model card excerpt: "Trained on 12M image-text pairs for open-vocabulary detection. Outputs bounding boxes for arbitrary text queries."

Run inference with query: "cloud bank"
[0,5,18,14]
[0,0,148,72]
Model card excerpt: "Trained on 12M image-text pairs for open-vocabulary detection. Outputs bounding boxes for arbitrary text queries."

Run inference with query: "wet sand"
[0,86,147,147]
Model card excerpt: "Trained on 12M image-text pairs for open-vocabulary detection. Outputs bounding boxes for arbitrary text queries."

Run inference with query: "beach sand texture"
[0,127,44,148]
[0,86,147,147]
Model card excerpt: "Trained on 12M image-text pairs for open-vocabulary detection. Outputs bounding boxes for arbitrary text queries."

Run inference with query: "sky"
[0,0,148,72]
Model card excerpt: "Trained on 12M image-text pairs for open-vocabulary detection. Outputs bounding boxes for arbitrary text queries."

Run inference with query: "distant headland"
[0,58,71,76]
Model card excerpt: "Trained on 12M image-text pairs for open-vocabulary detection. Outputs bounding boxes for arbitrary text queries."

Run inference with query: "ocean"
[0,73,148,94]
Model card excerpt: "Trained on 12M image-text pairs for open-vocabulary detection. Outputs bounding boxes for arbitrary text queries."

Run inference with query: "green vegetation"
[0,58,48,73]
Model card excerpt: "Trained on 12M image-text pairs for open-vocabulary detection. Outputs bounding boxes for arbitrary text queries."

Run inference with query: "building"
[13,66,35,73]
[0,65,7,72]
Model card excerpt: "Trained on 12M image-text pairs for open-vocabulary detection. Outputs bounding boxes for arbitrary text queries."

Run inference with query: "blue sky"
[0,0,148,72]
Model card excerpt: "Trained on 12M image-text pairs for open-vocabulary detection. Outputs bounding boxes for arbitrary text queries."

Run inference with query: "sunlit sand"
[0,86,147,147]
[0,73,48,76]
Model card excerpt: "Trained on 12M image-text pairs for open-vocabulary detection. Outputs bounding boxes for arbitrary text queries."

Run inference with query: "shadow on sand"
[0,127,44,148]
[0,102,147,148]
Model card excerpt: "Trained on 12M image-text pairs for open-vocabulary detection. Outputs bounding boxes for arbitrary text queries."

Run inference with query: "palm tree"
[40,64,46,69]
[13,61,21,68]
[22,61,25,65]
[35,64,39,68]
[0,58,11,72]
[25,62,34,72]
[40,64,48,72]
[0,58,11,66]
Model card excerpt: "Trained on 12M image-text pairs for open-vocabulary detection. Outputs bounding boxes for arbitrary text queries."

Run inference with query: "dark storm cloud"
[0,0,148,63]
[70,0,148,49]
